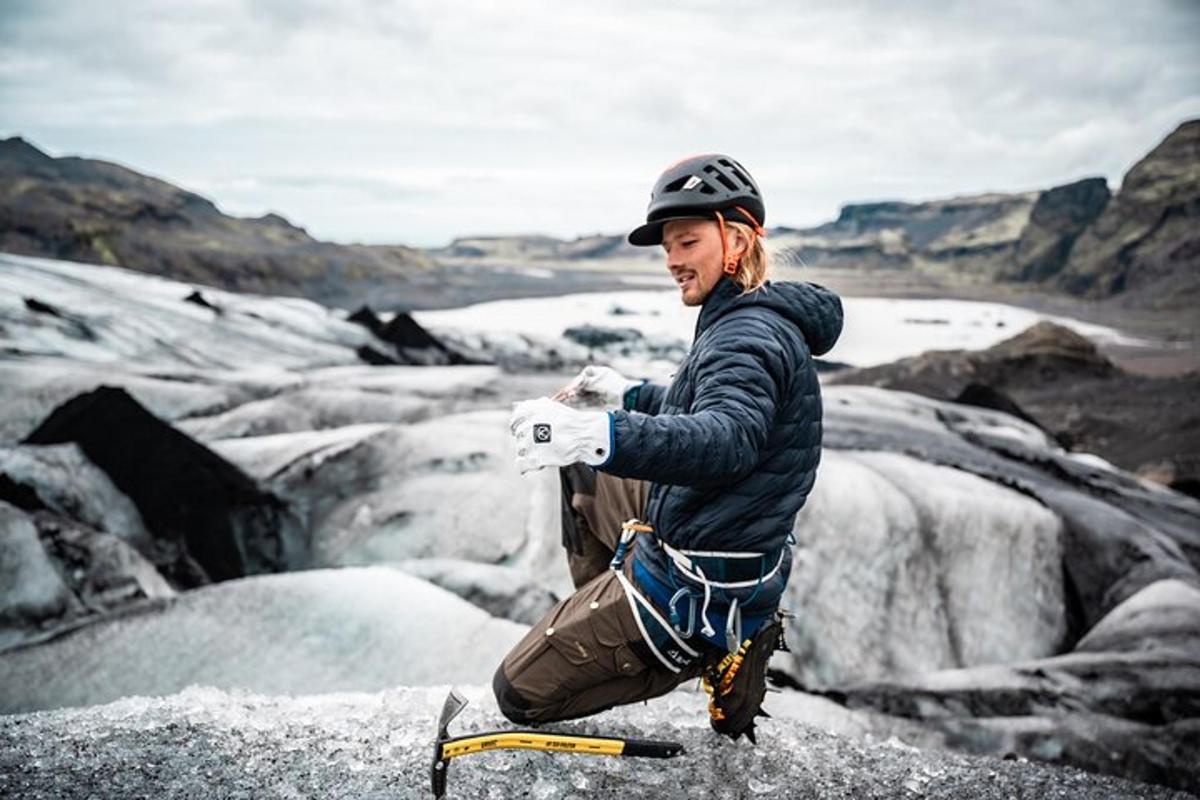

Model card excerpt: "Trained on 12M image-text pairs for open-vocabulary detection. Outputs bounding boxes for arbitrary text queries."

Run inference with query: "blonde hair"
[726,221,768,294]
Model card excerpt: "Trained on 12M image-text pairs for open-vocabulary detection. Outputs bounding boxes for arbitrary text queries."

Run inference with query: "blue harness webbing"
[609,519,790,672]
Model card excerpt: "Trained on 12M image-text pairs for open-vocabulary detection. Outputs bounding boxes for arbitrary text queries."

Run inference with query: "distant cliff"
[769,120,1198,309]
[435,232,639,261]
[1056,119,1200,306]
[438,121,1198,312]
[0,137,433,308]
[771,191,1044,277]
[5,120,1197,311]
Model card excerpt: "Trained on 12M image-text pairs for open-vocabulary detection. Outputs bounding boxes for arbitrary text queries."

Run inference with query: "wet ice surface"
[0,685,1186,800]
[414,288,1137,368]
[0,254,371,369]
[0,569,525,714]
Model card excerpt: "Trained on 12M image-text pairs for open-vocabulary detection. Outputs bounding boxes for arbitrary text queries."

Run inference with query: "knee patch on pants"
[492,664,536,724]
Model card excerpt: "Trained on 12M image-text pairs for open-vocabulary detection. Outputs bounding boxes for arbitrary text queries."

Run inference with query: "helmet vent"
[664,175,717,195]
[719,159,757,193]
[664,175,704,193]
[705,164,740,193]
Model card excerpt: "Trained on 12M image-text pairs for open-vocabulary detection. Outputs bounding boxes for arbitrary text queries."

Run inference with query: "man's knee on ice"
[492,664,538,724]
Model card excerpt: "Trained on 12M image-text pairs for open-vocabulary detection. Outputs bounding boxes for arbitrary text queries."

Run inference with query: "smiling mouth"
[675,272,696,289]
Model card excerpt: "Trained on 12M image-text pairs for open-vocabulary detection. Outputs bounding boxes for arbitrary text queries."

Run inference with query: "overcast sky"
[2,1,1198,247]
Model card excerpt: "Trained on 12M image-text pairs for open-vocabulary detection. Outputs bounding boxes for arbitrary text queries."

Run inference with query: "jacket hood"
[697,277,844,356]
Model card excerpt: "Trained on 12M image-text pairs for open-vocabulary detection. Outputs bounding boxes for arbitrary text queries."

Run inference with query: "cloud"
[1,0,1198,246]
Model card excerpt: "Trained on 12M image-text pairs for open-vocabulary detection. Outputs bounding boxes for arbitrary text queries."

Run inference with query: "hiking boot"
[700,610,789,743]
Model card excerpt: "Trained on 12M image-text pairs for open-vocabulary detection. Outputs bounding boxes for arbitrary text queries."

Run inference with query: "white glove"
[555,365,642,408]
[509,397,613,474]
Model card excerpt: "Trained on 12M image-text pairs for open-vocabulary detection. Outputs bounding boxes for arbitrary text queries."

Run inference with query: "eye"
[682,239,698,247]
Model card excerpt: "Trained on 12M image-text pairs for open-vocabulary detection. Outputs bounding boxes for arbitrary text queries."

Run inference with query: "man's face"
[662,219,725,306]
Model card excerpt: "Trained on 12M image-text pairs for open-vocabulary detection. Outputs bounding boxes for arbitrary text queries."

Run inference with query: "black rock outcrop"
[832,321,1200,494]
[0,475,45,512]
[1008,177,1111,282]
[183,290,221,313]
[1056,120,1200,307]
[953,382,1046,431]
[563,324,644,349]
[23,387,305,585]
[346,305,480,365]
[355,344,399,366]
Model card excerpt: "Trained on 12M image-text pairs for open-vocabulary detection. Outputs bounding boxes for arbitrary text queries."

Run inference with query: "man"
[494,154,844,741]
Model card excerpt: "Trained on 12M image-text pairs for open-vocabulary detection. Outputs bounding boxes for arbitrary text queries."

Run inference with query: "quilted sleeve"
[626,380,667,415]
[602,313,788,486]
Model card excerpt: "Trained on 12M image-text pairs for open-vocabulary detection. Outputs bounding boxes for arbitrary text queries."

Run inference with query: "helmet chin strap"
[715,207,766,275]
[715,211,737,275]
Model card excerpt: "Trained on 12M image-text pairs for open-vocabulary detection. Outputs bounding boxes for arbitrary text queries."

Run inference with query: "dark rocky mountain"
[0,137,434,308]
[1056,119,1200,306]
[6,121,1195,311]
[429,121,1197,312]
[830,320,1200,496]
[773,191,1040,277]
[433,117,1198,312]
[1006,177,1112,282]
[771,120,1199,309]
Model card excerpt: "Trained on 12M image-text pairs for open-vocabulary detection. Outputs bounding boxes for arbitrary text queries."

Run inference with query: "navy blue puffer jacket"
[602,275,843,633]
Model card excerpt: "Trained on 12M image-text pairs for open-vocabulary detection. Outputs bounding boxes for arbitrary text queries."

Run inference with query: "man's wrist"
[622,380,645,410]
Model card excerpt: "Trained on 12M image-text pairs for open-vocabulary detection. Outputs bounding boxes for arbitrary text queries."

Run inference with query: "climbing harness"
[608,518,785,670]
[655,537,785,653]
[610,519,702,673]
[606,519,793,743]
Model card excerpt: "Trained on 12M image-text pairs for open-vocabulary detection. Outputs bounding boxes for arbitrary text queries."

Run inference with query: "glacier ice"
[0,684,1184,800]
[785,450,1066,686]
[0,567,525,714]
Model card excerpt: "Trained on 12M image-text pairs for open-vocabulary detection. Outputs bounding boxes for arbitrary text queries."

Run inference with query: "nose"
[664,244,683,271]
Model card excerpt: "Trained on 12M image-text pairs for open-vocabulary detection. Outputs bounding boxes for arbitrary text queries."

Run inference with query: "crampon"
[701,609,789,744]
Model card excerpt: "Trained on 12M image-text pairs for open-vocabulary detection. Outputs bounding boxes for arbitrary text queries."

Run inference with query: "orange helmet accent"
[717,207,764,275]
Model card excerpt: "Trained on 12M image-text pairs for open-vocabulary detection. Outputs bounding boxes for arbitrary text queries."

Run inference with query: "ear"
[725,226,751,258]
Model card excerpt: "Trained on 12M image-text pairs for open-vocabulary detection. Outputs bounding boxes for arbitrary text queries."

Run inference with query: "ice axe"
[430,689,685,798]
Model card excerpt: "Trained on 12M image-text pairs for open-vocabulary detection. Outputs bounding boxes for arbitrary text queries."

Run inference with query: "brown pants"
[492,466,707,724]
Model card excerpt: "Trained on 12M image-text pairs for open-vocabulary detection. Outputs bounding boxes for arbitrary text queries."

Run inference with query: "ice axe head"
[431,689,468,798]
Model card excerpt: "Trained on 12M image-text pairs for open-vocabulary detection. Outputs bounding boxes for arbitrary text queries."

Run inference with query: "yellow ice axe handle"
[432,730,684,797]
[441,729,683,759]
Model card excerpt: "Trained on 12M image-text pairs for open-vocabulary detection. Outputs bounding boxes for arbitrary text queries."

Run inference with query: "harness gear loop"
[694,560,718,638]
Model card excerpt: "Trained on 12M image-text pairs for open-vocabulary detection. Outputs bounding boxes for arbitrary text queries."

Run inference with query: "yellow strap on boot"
[701,638,752,722]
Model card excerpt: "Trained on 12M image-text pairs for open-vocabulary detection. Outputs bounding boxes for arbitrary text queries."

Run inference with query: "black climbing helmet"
[627,154,765,247]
